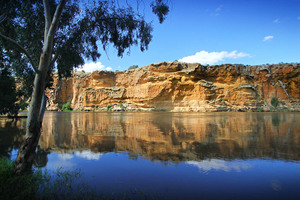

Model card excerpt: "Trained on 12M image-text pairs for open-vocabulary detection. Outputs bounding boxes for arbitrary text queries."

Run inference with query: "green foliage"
[119,102,124,109]
[128,65,139,70]
[271,97,279,108]
[280,100,286,105]
[19,100,30,111]
[222,99,226,105]
[62,102,72,111]
[0,158,45,200]
[0,0,169,82]
[107,104,112,111]
[0,63,19,116]
[258,107,264,112]
[151,0,170,23]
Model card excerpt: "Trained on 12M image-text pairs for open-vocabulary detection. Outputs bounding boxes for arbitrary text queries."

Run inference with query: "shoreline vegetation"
[0,109,298,119]
[0,157,156,200]
[0,106,298,119]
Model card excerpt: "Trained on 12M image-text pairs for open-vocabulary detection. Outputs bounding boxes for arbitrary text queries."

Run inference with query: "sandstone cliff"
[46,62,300,112]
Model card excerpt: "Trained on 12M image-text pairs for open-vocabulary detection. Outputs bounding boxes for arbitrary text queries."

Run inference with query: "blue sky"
[81,0,300,72]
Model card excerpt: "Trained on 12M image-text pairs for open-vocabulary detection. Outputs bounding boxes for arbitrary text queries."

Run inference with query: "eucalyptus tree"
[0,0,169,174]
[0,55,19,116]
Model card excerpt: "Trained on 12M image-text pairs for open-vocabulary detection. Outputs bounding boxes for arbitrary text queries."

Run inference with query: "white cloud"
[75,150,103,160]
[80,61,112,72]
[273,18,280,23]
[58,153,74,160]
[213,5,223,16]
[263,35,274,42]
[298,16,300,20]
[179,50,250,65]
[186,159,251,173]
[215,5,223,12]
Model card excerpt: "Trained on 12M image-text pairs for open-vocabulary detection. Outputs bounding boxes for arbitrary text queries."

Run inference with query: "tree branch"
[43,0,51,41]
[0,14,6,24]
[44,0,67,52]
[50,53,59,68]
[0,33,39,73]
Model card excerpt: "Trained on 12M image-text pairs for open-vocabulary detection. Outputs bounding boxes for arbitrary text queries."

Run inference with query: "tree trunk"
[13,0,67,174]
[14,54,50,174]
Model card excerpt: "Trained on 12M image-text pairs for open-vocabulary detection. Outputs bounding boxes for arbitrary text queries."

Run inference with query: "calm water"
[1,112,300,199]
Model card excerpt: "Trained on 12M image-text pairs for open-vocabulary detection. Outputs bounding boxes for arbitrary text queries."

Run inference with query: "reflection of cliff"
[39,112,300,161]
[46,62,300,112]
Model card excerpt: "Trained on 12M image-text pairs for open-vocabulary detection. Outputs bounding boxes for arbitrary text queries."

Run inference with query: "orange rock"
[46,62,300,112]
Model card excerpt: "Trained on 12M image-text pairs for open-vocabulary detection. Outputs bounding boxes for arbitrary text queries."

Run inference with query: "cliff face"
[46,62,300,112]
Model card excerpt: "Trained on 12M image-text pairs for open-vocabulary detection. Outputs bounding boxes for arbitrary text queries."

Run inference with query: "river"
[1,112,300,199]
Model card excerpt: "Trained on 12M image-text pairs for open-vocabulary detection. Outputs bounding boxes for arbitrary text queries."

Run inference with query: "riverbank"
[0,157,155,200]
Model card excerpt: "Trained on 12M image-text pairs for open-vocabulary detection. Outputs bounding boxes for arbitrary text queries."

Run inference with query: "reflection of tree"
[33,148,49,168]
[0,118,26,158]
[271,113,280,127]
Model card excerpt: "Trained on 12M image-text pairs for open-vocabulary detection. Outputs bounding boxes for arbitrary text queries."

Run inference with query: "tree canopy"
[0,58,19,116]
[0,0,169,173]
[0,0,169,115]
[0,0,169,77]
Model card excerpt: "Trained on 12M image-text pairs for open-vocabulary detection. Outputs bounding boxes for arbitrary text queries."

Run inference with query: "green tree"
[0,55,19,116]
[128,65,139,70]
[271,97,279,108]
[0,0,169,174]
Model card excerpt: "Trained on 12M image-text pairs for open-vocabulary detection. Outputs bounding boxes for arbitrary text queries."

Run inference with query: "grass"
[0,158,44,200]
[0,157,157,200]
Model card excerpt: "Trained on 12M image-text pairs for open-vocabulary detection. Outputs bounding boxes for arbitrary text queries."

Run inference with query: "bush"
[271,97,279,108]
[62,102,72,111]
[128,65,138,70]
[106,104,112,111]
[280,101,286,105]
[222,99,226,105]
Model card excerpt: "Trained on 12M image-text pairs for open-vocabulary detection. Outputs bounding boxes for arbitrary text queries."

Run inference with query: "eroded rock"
[46,62,300,112]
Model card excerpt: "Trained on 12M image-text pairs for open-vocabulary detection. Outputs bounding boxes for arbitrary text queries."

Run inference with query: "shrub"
[106,104,112,111]
[128,65,138,70]
[222,99,226,105]
[271,97,279,108]
[62,102,72,111]
[258,107,263,112]
[280,101,286,105]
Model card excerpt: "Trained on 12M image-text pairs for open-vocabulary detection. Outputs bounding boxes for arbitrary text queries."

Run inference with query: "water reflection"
[0,118,26,158]
[36,112,300,162]
[1,112,299,199]
[186,159,251,173]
